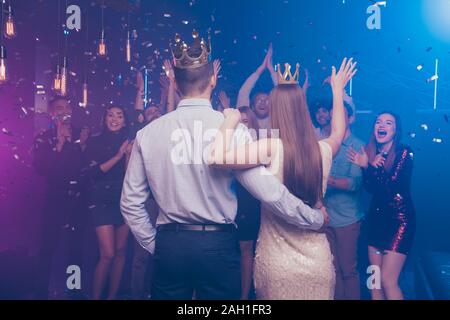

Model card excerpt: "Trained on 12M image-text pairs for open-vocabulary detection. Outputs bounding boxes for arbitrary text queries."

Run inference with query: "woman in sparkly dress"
[348,111,415,300]
[209,58,357,299]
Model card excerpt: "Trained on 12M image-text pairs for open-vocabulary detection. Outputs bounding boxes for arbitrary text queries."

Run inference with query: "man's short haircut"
[307,84,333,115]
[310,98,332,114]
[174,62,214,97]
[48,95,70,111]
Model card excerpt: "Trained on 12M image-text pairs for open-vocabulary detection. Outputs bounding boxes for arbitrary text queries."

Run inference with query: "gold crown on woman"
[170,29,212,69]
[276,63,300,85]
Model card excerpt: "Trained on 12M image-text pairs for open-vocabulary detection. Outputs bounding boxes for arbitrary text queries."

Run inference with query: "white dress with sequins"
[254,140,335,300]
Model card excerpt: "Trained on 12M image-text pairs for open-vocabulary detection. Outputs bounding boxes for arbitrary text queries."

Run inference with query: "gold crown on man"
[276,63,300,85]
[171,29,212,69]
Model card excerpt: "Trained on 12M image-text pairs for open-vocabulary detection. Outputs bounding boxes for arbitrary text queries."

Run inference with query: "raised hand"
[323,76,331,86]
[213,59,221,79]
[56,122,71,152]
[223,108,241,122]
[347,146,369,169]
[58,122,72,140]
[344,92,354,107]
[265,43,274,69]
[331,58,357,94]
[160,74,170,92]
[162,59,175,83]
[256,46,270,74]
[219,91,231,109]
[302,68,310,92]
[136,70,145,91]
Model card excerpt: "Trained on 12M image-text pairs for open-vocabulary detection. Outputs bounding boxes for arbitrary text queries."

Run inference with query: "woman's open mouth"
[377,129,387,138]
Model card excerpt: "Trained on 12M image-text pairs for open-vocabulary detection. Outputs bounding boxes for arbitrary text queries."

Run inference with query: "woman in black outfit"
[84,105,131,300]
[348,111,415,300]
[236,106,261,300]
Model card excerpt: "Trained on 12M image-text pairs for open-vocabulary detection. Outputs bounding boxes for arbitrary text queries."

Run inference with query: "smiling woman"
[2,0,450,302]
[105,106,126,133]
[348,111,416,300]
[83,104,131,300]
[367,112,402,172]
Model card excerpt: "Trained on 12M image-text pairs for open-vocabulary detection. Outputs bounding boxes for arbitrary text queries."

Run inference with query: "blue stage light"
[423,0,450,42]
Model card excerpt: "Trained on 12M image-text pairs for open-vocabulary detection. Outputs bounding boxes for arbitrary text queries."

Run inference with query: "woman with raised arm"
[162,59,180,113]
[209,58,357,300]
[347,112,415,300]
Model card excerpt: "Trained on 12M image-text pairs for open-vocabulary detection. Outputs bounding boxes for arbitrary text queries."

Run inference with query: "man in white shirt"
[121,32,325,300]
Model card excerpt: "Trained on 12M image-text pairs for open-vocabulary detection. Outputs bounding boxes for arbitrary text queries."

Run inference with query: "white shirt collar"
[177,98,212,109]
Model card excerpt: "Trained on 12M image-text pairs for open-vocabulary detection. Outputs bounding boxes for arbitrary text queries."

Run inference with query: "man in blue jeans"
[326,101,365,300]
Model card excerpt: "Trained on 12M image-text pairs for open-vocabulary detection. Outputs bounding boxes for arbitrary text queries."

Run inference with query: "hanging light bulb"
[4,5,16,39]
[60,57,68,96]
[98,4,107,57]
[126,31,131,63]
[98,29,107,57]
[0,45,7,84]
[53,0,62,93]
[52,64,62,92]
[82,82,88,107]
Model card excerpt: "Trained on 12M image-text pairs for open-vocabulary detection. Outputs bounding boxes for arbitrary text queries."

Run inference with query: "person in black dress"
[236,106,261,300]
[348,111,415,300]
[83,105,132,300]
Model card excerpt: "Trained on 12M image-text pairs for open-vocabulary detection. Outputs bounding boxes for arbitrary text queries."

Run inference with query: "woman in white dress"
[210,58,357,300]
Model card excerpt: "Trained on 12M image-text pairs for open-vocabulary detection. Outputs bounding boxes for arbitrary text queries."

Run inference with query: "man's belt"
[157,223,236,232]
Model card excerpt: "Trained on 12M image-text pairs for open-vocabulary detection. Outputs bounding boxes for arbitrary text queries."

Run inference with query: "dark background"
[0,0,449,297]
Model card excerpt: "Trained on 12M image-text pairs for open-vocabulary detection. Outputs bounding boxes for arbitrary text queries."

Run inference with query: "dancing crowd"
[33,34,415,300]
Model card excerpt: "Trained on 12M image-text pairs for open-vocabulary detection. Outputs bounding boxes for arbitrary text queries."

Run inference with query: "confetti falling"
[0,3,449,304]
[0,0,449,228]
[427,75,438,82]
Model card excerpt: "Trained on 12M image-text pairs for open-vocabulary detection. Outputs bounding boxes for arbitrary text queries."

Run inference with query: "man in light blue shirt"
[121,33,325,300]
[325,102,365,300]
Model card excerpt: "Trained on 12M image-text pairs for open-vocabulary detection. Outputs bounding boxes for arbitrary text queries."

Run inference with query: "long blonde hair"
[269,84,323,206]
